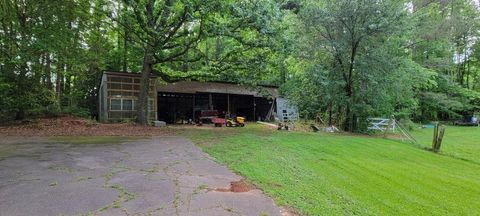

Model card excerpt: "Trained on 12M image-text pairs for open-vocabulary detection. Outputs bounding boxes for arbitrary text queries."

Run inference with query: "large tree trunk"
[15,63,28,120]
[46,53,52,90]
[65,68,71,107]
[345,102,352,132]
[328,102,333,126]
[14,4,28,120]
[122,3,129,72]
[123,29,128,72]
[343,64,354,132]
[343,41,359,132]
[137,49,153,125]
[466,59,470,89]
[56,64,63,106]
[345,82,355,132]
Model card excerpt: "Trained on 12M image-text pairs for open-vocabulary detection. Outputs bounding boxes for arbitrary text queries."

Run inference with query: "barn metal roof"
[102,71,278,98]
[103,71,157,78]
[156,81,278,98]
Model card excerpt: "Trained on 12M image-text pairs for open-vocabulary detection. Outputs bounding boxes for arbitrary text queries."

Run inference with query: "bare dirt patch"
[215,179,255,193]
[0,116,174,137]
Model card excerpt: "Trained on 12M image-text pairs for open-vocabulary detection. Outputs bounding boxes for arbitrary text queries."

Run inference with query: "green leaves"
[281,0,480,130]
[287,0,413,131]
[1,0,479,124]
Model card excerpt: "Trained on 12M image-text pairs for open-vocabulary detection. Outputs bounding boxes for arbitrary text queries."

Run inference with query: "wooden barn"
[98,71,297,123]
[98,71,157,122]
[156,81,278,124]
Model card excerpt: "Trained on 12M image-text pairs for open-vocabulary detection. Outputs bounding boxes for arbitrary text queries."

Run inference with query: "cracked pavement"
[0,137,283,216]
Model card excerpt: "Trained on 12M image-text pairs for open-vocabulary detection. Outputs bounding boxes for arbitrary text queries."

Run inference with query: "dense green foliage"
[0,0,118,120]
[117,0,287,123]
[0,0,286,122]
[184,124,480,215]
[1,0,479,129]
[282,0,480,131]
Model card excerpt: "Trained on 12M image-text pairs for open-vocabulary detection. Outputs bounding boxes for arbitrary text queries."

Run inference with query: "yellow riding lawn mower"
[226,116,245,127]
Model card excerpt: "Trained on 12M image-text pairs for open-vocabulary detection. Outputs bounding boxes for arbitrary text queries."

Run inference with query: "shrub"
[398,118,418,131]
[0,80,15,122]
[62,107,91,118]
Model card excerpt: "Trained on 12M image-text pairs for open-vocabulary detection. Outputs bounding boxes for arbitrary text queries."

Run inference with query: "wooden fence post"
[432,123,446,153]
[432,123,438,150]
[435,126,446,152]
[383,117,393,138]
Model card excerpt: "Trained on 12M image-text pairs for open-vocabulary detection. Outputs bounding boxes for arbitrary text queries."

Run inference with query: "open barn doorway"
[157,92,194,124]
[158,91,274,124]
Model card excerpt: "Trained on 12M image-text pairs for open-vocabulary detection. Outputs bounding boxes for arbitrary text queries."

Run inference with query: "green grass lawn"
[182,124,480,216]
[412,126,480,164]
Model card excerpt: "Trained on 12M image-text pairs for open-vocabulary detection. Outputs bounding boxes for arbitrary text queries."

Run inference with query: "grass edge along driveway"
[182,125,480,216]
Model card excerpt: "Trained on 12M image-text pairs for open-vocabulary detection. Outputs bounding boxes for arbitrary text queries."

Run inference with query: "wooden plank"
[432,123,438,150]
[435,126,446,152]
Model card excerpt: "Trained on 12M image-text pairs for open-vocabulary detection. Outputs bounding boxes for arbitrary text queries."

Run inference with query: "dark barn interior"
[157,92,274,124]
[156,81,278,124]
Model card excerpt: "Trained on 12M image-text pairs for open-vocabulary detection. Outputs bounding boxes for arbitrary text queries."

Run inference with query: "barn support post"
[174,100,178,123]
[227,94,230,114]
[253,97,256,121]
[209,93,213,110]
[192,94,196,121]
[154,90,158,121]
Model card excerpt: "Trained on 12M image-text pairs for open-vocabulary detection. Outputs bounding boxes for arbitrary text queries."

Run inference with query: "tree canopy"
[1,0,479,131]
[282,0,480,131]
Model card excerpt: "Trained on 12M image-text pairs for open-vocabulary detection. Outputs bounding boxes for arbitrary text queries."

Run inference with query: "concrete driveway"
[0,137,283,216]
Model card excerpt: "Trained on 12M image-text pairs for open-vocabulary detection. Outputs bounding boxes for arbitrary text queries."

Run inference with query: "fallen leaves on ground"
[0,116,174,136]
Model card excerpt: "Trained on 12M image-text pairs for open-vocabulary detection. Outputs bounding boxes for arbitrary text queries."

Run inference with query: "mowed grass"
[412,126,480,164]
[183,124,480,216]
